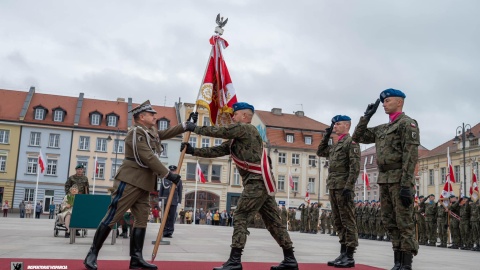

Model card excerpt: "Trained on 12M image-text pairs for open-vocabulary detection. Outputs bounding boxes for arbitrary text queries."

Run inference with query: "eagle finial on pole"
[215,13,228,35]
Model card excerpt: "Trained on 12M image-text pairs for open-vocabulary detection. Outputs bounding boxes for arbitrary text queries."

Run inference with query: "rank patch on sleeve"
[354,148,359,153]
[412,132,417,139]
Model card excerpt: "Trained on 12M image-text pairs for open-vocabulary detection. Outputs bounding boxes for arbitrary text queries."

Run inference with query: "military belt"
[328,167,348,173]
[378,163,402,173]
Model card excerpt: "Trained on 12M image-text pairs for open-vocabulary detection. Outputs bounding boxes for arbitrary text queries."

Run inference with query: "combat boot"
[390,250,401,270]
[271,248,298,270]
[84,224,112,270]
[129,228,157,269]
[334,246,355,268]
[213,248,243,270]
[399,252,412,270]
[328,244,346,266]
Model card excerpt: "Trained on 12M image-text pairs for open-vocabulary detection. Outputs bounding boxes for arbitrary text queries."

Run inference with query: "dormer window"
[33,105,48,120]
[106,113,119,127]
[52,107,66,122]
[157,118,170,130]
[286,134,294,143]
[89,111,103,126]
[305,136,312,145]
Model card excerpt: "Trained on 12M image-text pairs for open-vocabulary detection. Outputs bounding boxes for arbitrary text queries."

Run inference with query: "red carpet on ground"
[1,258,384,270]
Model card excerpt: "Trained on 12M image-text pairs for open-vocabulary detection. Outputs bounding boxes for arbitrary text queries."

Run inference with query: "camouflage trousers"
[231,180,293,249]
[425,220,436,244]
[471,222,480,245]
[329,189,358,248]
[449,219,461,246]
[356,216,363,234]
[376,220,384,238]
[460,221,471,247]
[379,183,418,255]
[437,219,447,245]
[417,219,426,244]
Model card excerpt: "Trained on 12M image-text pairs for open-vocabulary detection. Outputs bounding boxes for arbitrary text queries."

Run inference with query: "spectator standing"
[206,211,212,225]
[179,209,186,224]
[213,210,220,226]
[221,210,228,226]
[49,202,56,219]
[19,200,26,218]
[195,210,201,224]
[35,202,42,219]
[228,210,234,227]
[25,201,32,218]
[152,207,160,223]
[2,200,9,217]
[200,209,206,224]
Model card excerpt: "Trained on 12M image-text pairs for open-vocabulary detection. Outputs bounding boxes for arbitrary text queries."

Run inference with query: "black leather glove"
[399,186,413,207]
[342,188,352,203]
[325,121,335,138]
[444,224,448,230]
[165,172,181,185]
[187,112,199,123]
[180,142,194,155]
[364,98,381,119]
[184,121,197,132]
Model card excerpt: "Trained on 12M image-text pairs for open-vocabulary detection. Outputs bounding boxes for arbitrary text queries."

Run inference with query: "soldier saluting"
[352,89,420,270]
[65,164,89,194]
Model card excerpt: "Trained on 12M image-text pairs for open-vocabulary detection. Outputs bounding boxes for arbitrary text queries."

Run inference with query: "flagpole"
[34,153,41,219]
[363,158,367,202]
[287,167,290,231]
[193,161,199,225]
[93,153,97,194]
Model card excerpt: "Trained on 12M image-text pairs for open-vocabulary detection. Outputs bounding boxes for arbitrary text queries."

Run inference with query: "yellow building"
[0,123,22,206]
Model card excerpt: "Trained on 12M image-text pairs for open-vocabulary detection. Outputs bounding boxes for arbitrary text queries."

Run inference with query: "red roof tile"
[23,92,77,126]
[0,89,28,121]
[77,98,129,131]
[267,128,323,151]
[256,110,329,131]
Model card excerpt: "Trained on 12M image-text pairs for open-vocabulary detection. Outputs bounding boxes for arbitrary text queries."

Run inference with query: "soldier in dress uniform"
[84,100,189,270]
[65,164,90,194]
[159,165,183,238]
[317,114,360,267]
[180,102,298,270]
[352,89,419,269]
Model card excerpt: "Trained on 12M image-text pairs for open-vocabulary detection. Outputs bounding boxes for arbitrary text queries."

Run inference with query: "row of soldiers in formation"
[416,194,480,251]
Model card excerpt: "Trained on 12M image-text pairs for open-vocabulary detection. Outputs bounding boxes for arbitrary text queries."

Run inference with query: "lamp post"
[453,123,475,197]
[107,129,121,178]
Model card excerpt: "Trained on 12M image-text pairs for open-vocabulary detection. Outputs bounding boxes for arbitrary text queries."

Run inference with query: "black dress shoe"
[163,234,172,238]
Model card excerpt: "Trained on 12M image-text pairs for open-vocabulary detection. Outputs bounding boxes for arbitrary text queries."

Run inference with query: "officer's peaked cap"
[380,88,406,103]
[232,102,254,113]
[332,115,351,123]
[129,100,157,116]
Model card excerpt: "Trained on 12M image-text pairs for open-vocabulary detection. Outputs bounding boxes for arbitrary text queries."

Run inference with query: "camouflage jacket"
[65,174,89,194]
[436,204,448,221]
[470,203,480,222]
[424,201,437,221]
[317,134,360,190]
[459,203,471,221]
[352,114,420,187]
[192,122,264,184]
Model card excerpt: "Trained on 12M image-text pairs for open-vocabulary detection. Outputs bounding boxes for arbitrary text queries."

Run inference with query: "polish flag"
[446,147,456,183]
[440,180,454,199]
[38,151,45,174]
[470,169,478,201]
[288,169,294,189]
[362,170,370,188]
[304,190,310,204]
[196,161,206,183]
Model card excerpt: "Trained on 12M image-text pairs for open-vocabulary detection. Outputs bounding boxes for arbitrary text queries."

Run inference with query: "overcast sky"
[1,0,479,150]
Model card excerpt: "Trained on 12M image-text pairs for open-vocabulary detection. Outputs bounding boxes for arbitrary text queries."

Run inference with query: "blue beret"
[379,88,406,103]
[232,102,254,113]
[332,115,351,123]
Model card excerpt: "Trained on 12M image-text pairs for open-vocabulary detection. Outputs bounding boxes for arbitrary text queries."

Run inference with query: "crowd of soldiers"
[416,194,480,251]
[355,200,389,241]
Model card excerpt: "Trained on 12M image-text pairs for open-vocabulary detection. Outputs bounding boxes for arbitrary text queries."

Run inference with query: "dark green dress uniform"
[317,131,360,249]
[353,109,420,255]
[189,121,294,249]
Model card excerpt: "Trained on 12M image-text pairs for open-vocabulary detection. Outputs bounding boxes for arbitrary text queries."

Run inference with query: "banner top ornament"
[215,13,228,35]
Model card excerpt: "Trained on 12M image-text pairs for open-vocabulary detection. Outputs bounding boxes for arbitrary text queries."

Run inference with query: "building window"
[429,169,434,185]
[308,155,316,167]
[0,155,6,172]
[471,138,479,147]
[369,155,374,164]
[160,143,167,157]
[214,139,223,146]
[308,178,315,193]
[201,138,210,148]
[30,132,41,146]
[278,153,286,164]
[90,113,101,125]
[158,120,168,130]
[0,130,10,144]
[186,162,209,181]
[96,138,107,152]
[211,165,221,183]
[292,176,299,191]
[454,165,460,182]
[53,110,64,122]
[114,139,125,154]
[95,162,105,179]
[34,108,46,120]
[189,136,197,147]
[292,153,300,165]
[48,134,60,148]
[46,159,58,176]
[286,134,294,143]
[27,157,38,174]
[79,136,90,150]
[277,175,285,191]
[107,115,118,127]
[24,188,35,202]
[203,116,211,126]
[111,159,122,179]
[233,168,240,185]
[305,136,312,145]
[441,167,446,184]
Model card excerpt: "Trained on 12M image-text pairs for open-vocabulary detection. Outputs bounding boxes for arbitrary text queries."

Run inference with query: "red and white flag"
[38,151,45,174]
[470,169,478,202]
[196,35,238,126]
[446,147,456,183]
[288,169,294,189]
[304,189,310,204]
[440,180,454,199]
[196,161,206,183]
[362,160,369,188]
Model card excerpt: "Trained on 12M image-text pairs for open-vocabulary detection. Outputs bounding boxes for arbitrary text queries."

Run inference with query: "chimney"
[117,97,125,102]
[271,108,282,115]
[295,111,304,117]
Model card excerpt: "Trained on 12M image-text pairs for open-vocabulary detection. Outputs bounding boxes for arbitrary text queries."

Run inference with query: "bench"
[69,194,116,245]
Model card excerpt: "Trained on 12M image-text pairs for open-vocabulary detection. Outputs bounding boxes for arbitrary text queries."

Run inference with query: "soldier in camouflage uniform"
[352,89,419,269]
[369,201,377,240]
[302,204,309,233]
[320,208,327,234]
[361,201,371,239]
[309,203,319,234]
[65,164,90,194]
[356,201,364,238]
[436,200,448,248]
[326,210,332,234]
[288,209,296,231]
[424,195,437,246]
[416,196,426,245]
[298,203,306,233]
[317,114,360,268]
[470,199,480,251]
[448,195,462,249]
[181,102,297,270]
[281,205,288,227]
[375,201,384,240]
[459,197,471,250]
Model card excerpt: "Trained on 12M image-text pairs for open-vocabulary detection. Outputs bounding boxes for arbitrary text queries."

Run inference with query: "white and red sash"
[230,143,276,196]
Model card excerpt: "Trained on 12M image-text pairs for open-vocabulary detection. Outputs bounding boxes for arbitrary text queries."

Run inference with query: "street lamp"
[453,123,475,196]
[107,129,121,177]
